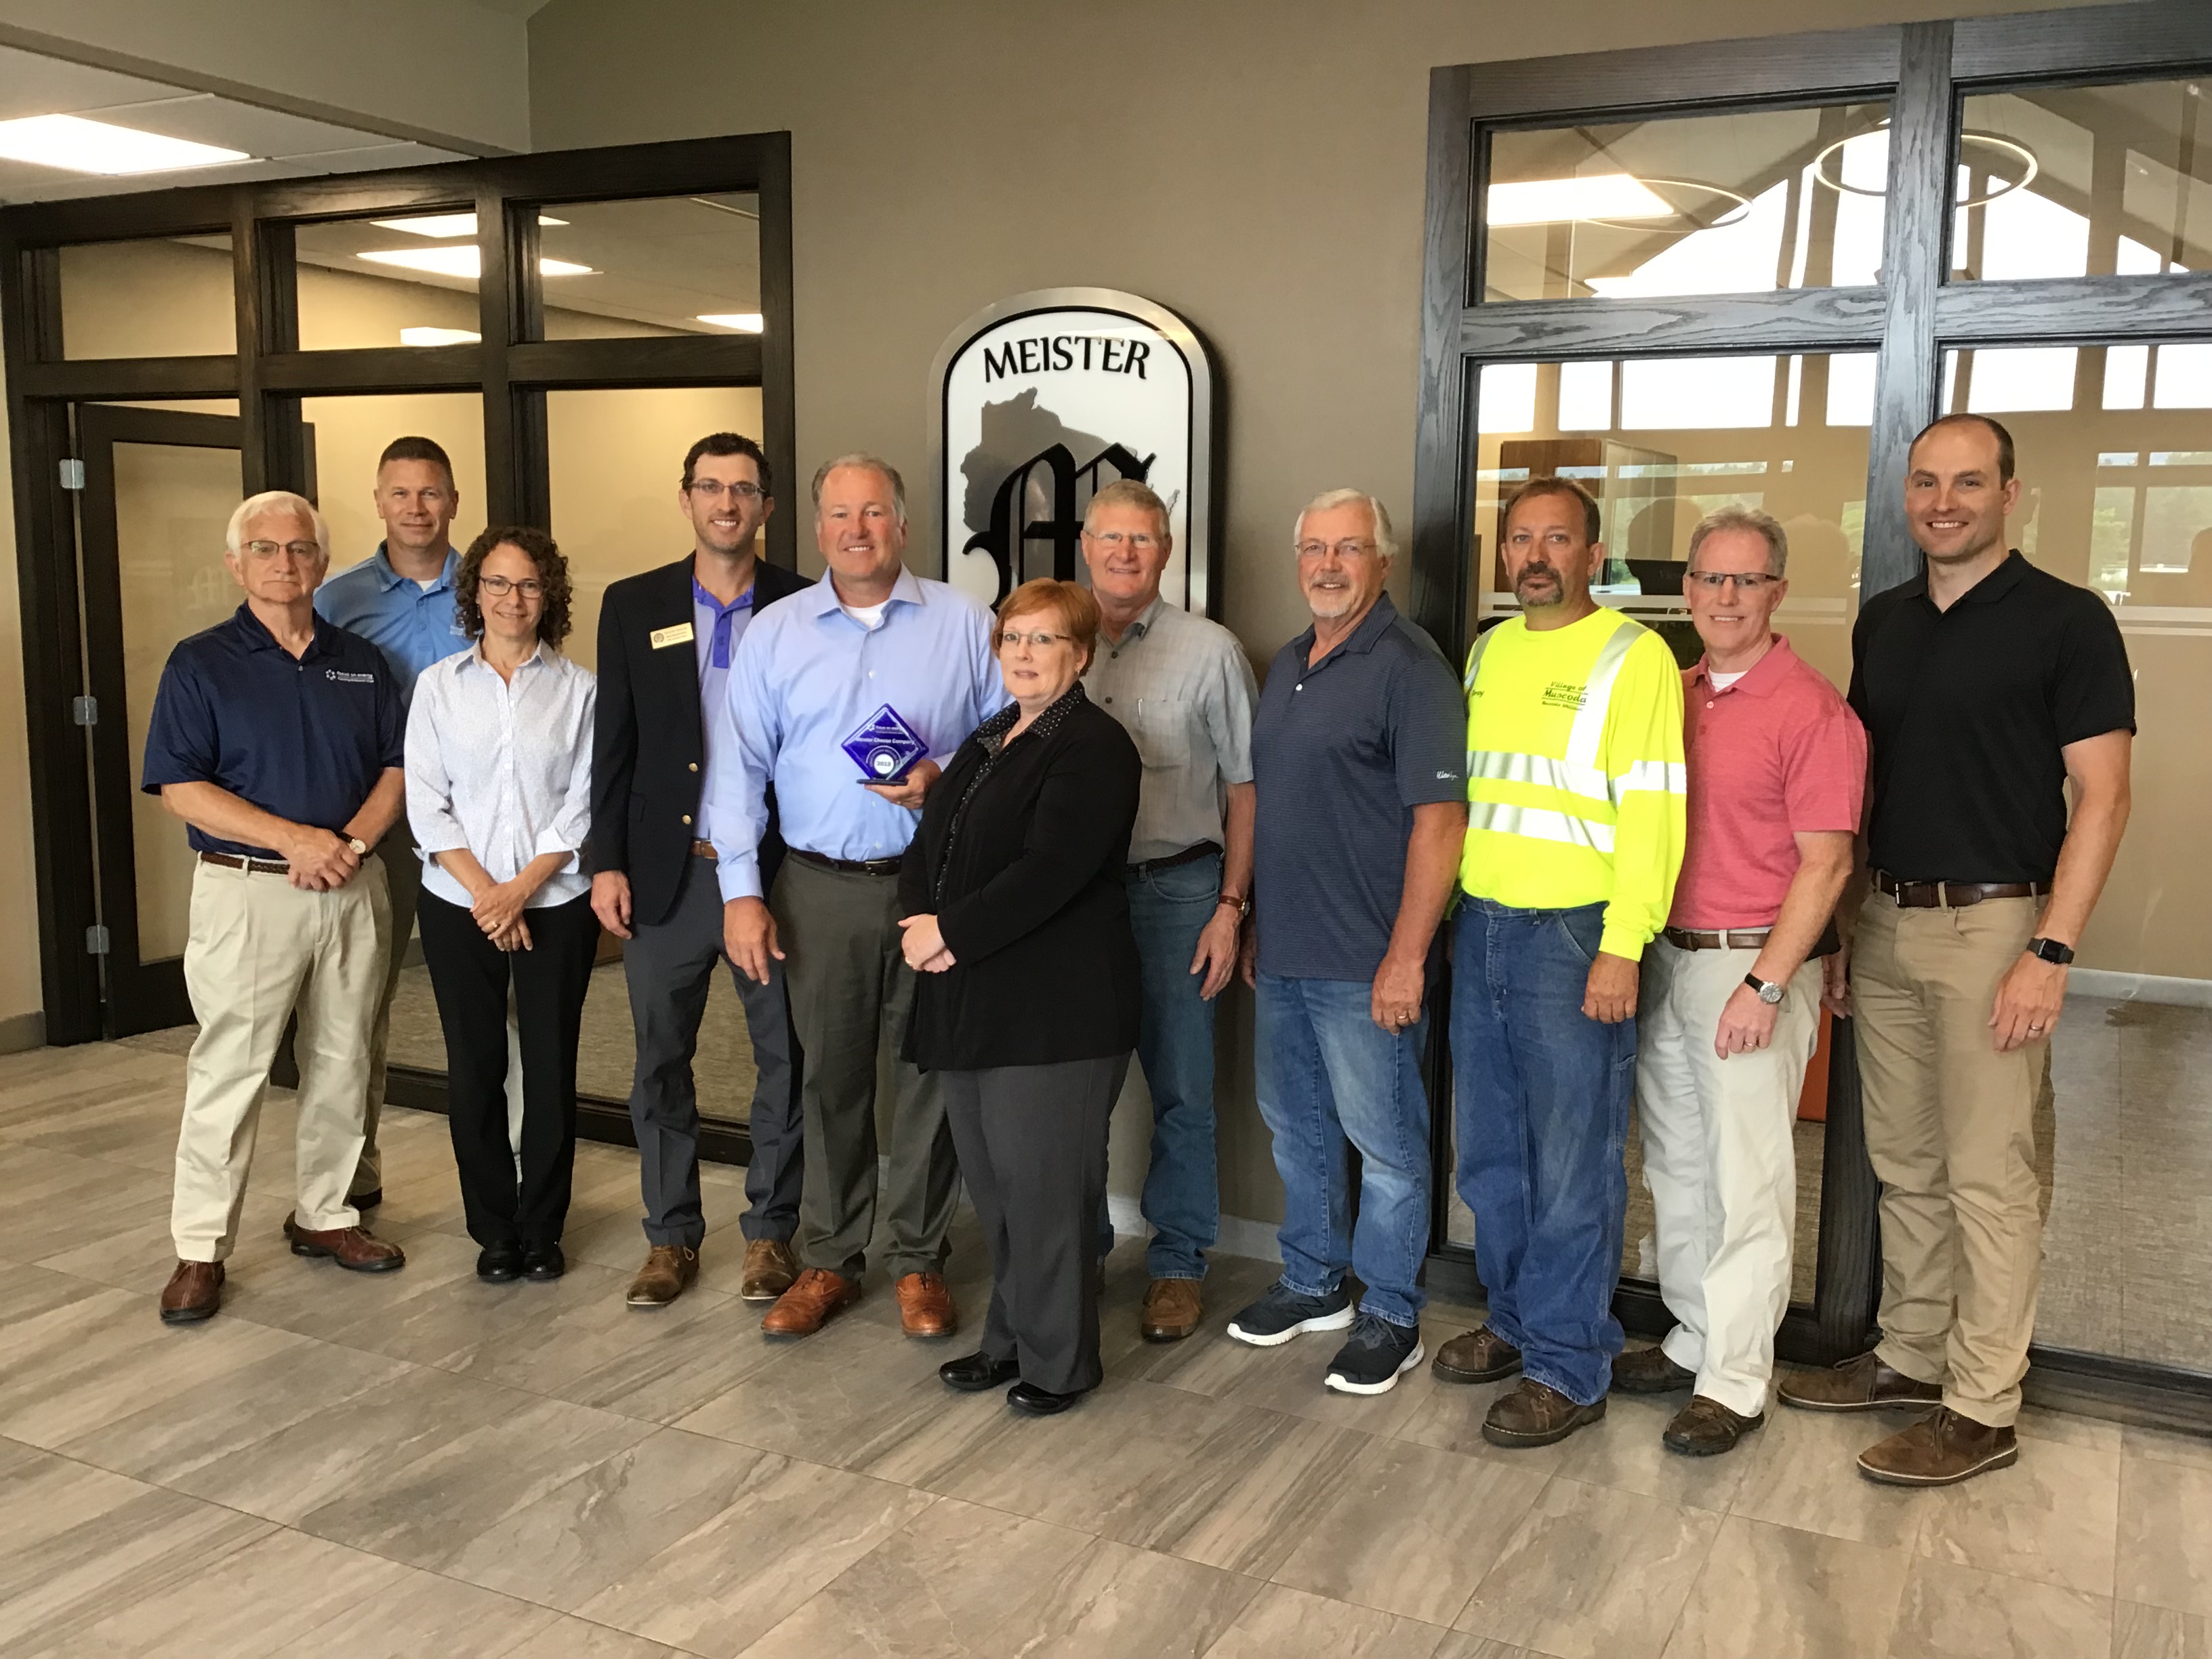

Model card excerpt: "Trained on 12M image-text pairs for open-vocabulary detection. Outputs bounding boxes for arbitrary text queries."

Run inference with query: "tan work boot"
[1778,1351,1944,1413]
[1483,1378,1607,1448]
[739,1237,798,1303]
[626,1244,699,1308]
[1141,1278,1204,1343]
[1858,1406,2018,1486]
[1431,1325,1522,1385]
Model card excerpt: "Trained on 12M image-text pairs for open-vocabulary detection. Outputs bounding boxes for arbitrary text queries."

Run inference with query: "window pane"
[537,194,762,341]
[1954,80,2212,282]
[1482,104,1890,302]
[294,211,495,350]
[59,237,233,357]
[1941,346,2212,1368]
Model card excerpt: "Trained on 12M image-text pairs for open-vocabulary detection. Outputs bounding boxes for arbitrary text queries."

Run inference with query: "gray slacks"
[622,851,804,1247]
[771,855,957,1281]
[943,1053,1130,1395]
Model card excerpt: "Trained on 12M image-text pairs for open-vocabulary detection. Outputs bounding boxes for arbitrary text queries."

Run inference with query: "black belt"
[1127,840,1222,878]
[1874,872,2050,909]
[788,846,903,878]
[199,851,290,876]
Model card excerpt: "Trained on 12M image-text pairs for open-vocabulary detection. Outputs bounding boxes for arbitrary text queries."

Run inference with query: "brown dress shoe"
[1664,1394,1764,1456]
[626,1244,700,1308]
[1613,1343,1697,1394]
[282,1215,405,1271]
[159,1260,224,1324]
[1483,1378,1607,1448]
[1432,1325,1523,1385]
[895,1271,957,1338]
[738,1237,798,1303]
[1858,1406,2018,1486]
[1777,1350,1944,1413]
[762,1267,863,1336]
[1141,1278,1203,1343]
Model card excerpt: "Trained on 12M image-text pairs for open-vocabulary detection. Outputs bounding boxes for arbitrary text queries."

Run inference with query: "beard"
[1515,562,1565,606]
[1305,580,1358,619]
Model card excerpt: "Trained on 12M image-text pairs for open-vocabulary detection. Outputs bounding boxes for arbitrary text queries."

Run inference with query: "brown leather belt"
[199,851,290,876]
[1128,840,1222,878]
[691,839,719,859]
[1875,872,2051,909]
[788,846,903,878]
[1664,926,1771,951]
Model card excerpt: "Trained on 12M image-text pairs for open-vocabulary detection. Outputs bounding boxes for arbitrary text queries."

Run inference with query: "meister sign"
[931,288,1219,615]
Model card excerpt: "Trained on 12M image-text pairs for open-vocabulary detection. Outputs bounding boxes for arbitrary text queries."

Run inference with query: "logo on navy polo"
[325,669,377,684]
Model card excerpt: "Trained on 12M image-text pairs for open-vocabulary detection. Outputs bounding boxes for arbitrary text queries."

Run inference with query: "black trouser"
[942,1053,1130,1395]
[418,889,599,1249]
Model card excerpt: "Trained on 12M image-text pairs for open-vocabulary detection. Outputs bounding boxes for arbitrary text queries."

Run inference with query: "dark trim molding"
[383,1065,758,1168]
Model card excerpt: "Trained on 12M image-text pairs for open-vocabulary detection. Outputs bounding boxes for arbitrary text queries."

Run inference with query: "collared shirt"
[711,567,1006,900]
[140,604,403,859]
[1671,636,1866,930]
[404,642,596,911]
[312,544,467,709]
[1849,550,2134,883]
[1250,594,1466,981]
[1082,595,1258,863]
[692,573,758,849]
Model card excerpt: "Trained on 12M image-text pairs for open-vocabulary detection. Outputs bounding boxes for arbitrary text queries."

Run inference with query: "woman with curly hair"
[405,525,600,1283]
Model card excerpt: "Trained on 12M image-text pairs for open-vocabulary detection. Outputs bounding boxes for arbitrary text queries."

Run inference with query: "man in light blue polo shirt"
[313,435,469,1208]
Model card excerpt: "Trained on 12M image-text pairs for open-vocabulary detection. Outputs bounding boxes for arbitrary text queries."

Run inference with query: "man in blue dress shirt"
[312,435,469,1210]
[715,454,1004,1340]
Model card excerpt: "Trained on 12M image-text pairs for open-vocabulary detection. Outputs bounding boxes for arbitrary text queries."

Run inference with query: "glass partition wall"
[4,133,796,1160]
[1419,3,2212,1419]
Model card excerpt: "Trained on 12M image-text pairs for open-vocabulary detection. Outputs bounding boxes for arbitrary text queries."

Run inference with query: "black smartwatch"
[2025,937,2075,966]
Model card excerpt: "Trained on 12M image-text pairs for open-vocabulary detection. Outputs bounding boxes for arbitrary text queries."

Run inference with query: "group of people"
[146,408,2131,1484]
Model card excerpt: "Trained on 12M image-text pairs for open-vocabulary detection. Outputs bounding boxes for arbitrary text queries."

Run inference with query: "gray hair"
[1292,488,1397,560]
[1686,504,1788,577]
[811,452,907,525]
[1084,478,1171,540]
[225,491,330,562]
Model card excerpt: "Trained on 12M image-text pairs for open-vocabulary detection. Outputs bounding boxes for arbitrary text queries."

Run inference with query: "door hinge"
[70,695,97,727]
[58,458,85,490]
[85,924,110,956]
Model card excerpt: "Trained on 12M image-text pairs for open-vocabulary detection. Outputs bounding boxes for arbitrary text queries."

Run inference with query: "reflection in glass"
[537,194,761,340]
[59,236,234,358]
[300,393,487,572]
[296,211,541,350]
[1483,104,1890,302]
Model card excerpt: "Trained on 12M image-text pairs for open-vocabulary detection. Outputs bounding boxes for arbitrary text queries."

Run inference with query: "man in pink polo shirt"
[1611,506,1866,1456]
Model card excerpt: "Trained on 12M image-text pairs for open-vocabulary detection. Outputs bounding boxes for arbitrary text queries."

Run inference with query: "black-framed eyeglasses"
[478,574,546,598]
[687,479,764,501]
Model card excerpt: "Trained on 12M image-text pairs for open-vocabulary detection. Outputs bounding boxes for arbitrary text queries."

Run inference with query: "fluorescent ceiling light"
[697,312,765,331]
[400,326,480,346]
[0,114,250,176]
[358,247,594,278]
[1488,173,1673,226]
[370,212,569,238]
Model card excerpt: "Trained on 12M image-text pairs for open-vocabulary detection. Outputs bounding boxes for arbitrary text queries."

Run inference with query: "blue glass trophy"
[842,703,928,784]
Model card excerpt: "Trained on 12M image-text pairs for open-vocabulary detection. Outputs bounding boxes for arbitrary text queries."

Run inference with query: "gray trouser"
[945,1054,1129,1395]
[623,852,804,1248]
[350,830,423,1197]
[771,855,956,1281]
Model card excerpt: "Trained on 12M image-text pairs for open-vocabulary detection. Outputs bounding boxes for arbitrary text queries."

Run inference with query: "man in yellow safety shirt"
[1431,476,1686,1449]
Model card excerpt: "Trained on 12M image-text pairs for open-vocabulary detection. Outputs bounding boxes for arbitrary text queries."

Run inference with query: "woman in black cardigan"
[897,577,1141,1415]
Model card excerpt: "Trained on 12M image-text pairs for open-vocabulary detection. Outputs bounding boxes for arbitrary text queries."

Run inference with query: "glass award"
[842,703,927,783]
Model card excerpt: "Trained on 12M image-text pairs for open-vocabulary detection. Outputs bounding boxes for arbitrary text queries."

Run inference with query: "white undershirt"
[415,577,439,592]
[1709,670,1747,690]
[841,600,889,630]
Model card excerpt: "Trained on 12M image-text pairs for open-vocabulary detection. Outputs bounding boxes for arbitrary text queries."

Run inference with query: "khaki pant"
[1852,890,2044,1427]
[1635,941,1822,1419]
[173,859,392,1261]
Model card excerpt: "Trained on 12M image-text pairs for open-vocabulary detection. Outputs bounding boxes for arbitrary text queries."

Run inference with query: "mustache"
[1515,562,1561,587]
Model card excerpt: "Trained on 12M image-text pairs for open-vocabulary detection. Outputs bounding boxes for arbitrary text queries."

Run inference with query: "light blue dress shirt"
[711,567,1005,901]
[313,544,466,709]
[692,575,757,851]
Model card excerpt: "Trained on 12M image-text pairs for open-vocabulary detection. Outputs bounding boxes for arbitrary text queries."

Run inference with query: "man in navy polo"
[144,491,411,1325]
[314,435,470,1208]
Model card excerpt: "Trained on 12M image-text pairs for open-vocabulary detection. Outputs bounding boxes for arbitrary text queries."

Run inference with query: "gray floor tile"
[1660,1515,1910,1659]
[2116,1457,2212,1619]
[1727,1405,1929,1551]
[1913,1435,2119,1596]
[265,1565,567,1657]
[2113,1600,2212,1659]
[1885,1557,2112,1659]
[1547,1390,1757,1513]
[1202,1583,1452,1659]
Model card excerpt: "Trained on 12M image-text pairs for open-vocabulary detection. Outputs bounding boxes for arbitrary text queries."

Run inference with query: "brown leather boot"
[626,1244,699,1308]
[1778,1351,1944,1413]
[1663,1394,1764,1456]
[1483,1378,1607,1448]
[159,1260,224,1324]
[762,1267,862,1336]
[895,1271,957,1338]
[738,1237,798,1303]
[1141,1278,1203,1343]
[283,1215,405,1271]
[1432,1326,1523,1385]
[1612,1343,1696,1394]
[1858,1407,2018,1486]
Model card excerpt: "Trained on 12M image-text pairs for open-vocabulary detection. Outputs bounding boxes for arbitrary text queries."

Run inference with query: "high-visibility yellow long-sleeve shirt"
[1458,607,1687,961]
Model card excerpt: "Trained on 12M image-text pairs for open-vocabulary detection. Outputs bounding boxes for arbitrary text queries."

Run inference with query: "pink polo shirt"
[1671,635,1867,930]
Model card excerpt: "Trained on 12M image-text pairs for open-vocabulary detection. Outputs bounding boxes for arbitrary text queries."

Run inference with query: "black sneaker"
[1225,1281,1355,1347]
[1324,1313,1425,1395]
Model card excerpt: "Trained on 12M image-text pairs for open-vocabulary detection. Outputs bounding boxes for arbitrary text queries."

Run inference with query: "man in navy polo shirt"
[314,435,470,1209]
[144,491,411,1325]
[1229,489,1467,1395]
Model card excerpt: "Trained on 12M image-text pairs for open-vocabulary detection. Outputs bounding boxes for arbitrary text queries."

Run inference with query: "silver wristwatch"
[1744,972,1785,1006]
[346,836,369,857]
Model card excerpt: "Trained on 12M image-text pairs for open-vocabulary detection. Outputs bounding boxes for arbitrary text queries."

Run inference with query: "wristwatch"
[346,836,369,857]
[1217,891,1251,920]
[1744,972,1786,1006]
[2025,937,2075,965]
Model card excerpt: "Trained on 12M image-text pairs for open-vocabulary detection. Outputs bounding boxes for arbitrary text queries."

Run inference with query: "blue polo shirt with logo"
[312,544,466,708]
[141,605,405,859]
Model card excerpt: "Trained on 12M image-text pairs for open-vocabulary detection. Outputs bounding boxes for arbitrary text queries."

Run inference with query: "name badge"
[650,622,695,649]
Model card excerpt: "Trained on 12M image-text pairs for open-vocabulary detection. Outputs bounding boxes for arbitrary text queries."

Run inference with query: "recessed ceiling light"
[697,312,765,331]
[1488,173,1674,226]
[370,212,569,239]
[0,114,251,176]
[358,247,593,278]
[400,326,481,346]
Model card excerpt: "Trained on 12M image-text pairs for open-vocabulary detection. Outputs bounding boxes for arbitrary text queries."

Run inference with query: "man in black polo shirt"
[1781,415,2133,1486]
[142,491,411,1324]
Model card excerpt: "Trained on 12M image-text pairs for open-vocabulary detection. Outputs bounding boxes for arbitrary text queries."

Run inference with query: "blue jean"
[1254,972,1432,1328]
[1451,898,1636,1406]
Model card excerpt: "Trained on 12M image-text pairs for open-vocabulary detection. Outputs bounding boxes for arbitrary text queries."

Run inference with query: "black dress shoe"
[476,1245,525,1282]
[521,1242,565,1282]
[1008,1379,1088,1416]
[939,1351,1021,1392]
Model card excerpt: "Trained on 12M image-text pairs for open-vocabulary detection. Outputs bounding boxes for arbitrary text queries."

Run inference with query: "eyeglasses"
[1684,571,1781,592]
[478,575,546,598]
[687,479,764,501]
[1086,530,1161,553]
[998,628,1069,649]
[1294,539,1378,561]
[240,539,321,562]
